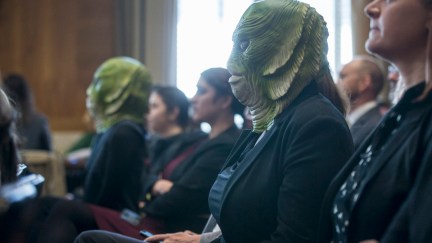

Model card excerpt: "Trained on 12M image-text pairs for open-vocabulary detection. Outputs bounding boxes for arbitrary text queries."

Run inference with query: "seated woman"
[141,85,207,205]
[33,67,244,243]
[316,0,432,243]
[76,1,354,243]
[2,73,53,151]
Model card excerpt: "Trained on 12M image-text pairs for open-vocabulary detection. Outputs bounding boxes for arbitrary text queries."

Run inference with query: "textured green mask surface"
[227,0,329,132]
[86,57,152,133]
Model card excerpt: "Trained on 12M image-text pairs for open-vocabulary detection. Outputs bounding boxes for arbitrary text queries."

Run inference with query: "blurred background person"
[338,55,388,148]
[2,73,52,151]
[141,85,207,206]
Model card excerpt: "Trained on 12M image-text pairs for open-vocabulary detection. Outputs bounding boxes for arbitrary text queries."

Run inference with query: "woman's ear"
[168,107,180,122]
[219,95,233,110]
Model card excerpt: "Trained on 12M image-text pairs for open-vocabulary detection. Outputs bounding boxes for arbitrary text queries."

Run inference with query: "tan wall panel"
[0,0,115,130]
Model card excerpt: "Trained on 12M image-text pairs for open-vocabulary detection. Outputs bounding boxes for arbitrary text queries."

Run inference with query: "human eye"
[196,87,207,95]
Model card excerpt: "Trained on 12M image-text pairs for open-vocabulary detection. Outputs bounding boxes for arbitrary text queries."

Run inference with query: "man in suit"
[338,55,388,148]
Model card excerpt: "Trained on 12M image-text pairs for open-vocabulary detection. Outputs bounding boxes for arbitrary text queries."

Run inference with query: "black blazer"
[213,84,353,243]
[350,105,385,149]
[317,84,432,243]
[143,125,240,232]
[379,128,432,243]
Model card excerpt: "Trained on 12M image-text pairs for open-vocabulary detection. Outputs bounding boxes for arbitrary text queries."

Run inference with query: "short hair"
[355,55,385,96]
[151,85,190,129]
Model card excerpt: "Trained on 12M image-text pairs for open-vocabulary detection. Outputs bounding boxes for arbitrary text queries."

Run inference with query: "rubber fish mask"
[227,0,329,132]
[86,57,152,133]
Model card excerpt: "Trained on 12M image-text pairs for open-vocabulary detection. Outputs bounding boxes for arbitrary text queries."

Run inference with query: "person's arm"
[143,141,232,218]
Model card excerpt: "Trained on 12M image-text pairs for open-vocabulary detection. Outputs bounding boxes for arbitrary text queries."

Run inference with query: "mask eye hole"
[239,40,249,51]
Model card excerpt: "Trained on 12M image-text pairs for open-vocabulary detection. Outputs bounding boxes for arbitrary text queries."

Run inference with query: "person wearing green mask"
[0,56,153,243]
[83,56,151,212]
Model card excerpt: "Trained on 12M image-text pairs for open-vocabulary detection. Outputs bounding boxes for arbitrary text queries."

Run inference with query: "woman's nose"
[364,0,380,19]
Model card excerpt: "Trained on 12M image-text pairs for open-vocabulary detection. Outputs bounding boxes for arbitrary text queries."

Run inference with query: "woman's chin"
[365,40,382,56]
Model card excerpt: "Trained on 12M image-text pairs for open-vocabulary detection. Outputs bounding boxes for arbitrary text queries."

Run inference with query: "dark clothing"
[84,120,147,213]
[142,131,208,198]
[89,125,241,238]
[350,105,386,149]
[211,83,353,243]
[0,121,148,243]
[379,154,432,243]
[318,82,432,243]
[17,112,52,151]
[143,125,240,232]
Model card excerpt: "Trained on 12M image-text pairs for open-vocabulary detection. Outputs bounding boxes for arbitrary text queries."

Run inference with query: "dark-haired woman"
[2,74,52,151]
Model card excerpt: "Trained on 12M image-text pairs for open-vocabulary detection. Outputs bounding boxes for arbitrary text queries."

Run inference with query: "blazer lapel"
[219,125,278,207]
[221,130,252,169]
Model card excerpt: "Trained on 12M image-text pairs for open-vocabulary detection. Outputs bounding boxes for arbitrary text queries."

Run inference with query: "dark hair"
[423,0,432,7]
[151,85,190,129]
[0,89,19,184]
[316,66,348,116]
[200,67,245,115]
[2,74,35,124]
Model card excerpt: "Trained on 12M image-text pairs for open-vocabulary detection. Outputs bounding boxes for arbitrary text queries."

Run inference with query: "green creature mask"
[86,57,152,133]
[227,0,329,132]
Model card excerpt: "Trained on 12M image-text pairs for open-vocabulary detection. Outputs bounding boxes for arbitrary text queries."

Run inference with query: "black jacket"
[318,83,432,243]
[213,83,353,243]
[143,125,240,232]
